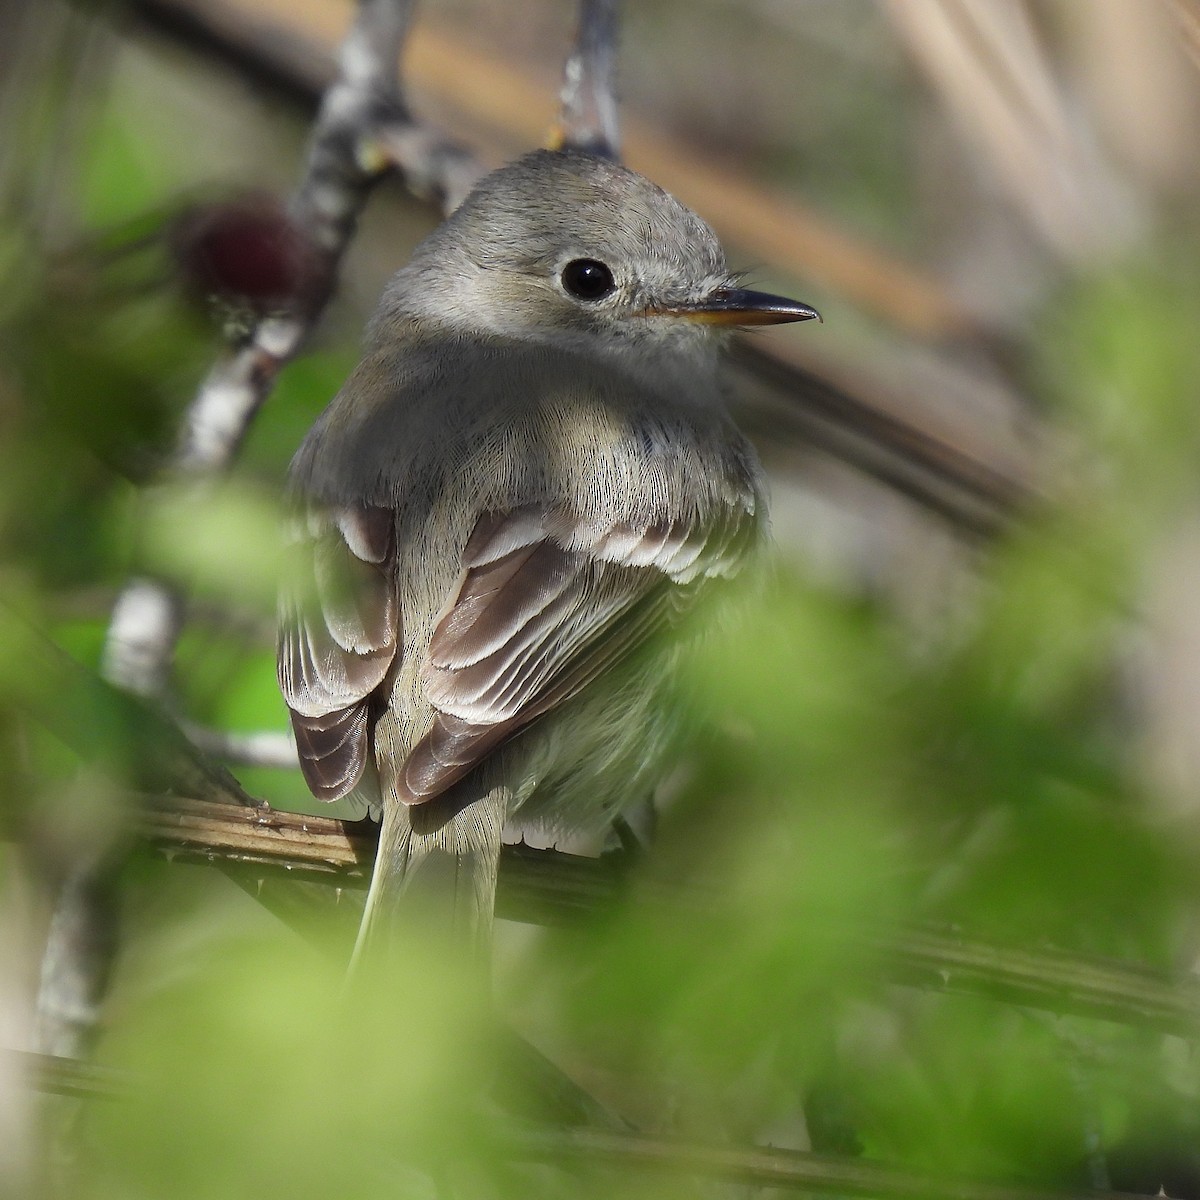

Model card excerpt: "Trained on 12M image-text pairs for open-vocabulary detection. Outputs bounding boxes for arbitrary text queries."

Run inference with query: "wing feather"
[401,503,756,804]
[277,503,399,803]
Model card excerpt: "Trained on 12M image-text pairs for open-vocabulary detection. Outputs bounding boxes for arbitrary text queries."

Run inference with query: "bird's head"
[385,149,820,352]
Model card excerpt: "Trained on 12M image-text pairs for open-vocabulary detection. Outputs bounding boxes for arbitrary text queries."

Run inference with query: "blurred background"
[2,0,1200,1196]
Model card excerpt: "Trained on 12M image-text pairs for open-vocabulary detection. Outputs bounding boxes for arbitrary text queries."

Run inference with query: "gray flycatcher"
[277,149,819,964]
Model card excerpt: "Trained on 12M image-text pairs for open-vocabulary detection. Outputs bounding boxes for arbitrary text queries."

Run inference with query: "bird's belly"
[495,647,683,839]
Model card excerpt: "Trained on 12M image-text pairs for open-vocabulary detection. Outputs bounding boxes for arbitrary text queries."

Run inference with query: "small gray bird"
[277,149,818,963]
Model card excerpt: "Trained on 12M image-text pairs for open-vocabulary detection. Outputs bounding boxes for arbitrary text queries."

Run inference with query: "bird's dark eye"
[560,258,615,301]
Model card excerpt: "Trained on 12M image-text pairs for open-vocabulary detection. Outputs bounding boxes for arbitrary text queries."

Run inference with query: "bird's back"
[289,320,765,832]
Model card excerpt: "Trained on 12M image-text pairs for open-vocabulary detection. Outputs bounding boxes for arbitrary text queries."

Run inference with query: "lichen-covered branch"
[175,0,415,476]
[553,0,621,158]
[39,0,418,1065]
[108,0,420,697]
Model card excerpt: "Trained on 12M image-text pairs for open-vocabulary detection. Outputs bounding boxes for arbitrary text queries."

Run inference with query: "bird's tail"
[350,787,507,972]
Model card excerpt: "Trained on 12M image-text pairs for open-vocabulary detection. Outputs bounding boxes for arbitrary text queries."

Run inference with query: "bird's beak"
[651,287,821,327]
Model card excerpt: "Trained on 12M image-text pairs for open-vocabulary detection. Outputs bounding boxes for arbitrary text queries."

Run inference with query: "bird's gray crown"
[448,149,726,278]
[374,149,735,346]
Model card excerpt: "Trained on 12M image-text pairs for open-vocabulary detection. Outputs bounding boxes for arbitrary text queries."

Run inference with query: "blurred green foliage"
[2,7,1200,1200]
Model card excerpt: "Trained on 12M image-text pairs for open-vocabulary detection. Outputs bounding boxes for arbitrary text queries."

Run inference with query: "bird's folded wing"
[400,503,756,804]
[277,503,398,804]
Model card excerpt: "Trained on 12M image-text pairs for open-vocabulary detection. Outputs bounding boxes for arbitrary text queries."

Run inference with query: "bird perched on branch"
[277,149,819,964]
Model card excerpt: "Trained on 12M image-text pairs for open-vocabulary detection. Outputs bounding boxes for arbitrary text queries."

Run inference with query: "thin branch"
[133,0,486,214]
[109,0,418,695]
[100,578,182,700]
[369,120,485,213]
[175,0,415,475]
[21,616,251,1060]
[33,873,117,1081]
[728,342,1029,538]
[140,796,373,879]
[181,724,298,770]
[138,797,1200,1040]
[872,924,1200,1042]
[11,1051,124,1101]
[137,796,621,927]
[506,1127,1154,1200]
[553,0,621,158]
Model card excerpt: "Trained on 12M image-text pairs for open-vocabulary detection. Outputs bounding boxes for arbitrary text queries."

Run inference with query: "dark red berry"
[170,194,323,317]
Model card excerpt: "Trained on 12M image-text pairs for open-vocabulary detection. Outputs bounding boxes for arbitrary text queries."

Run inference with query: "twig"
[138,797,1200,1039]
[553,0,621,158]
[181,724,298,770]
[114,0,418,694]
[34,863,120,1061]
[10,1051,124,1101]
[137,796,622,926]
[873,924,1200,1041]
[140,796,374,879]
[505,1127,1154,1200]
[132,0,485,213]
[100,578,182,700]
[728,342,1029,537]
